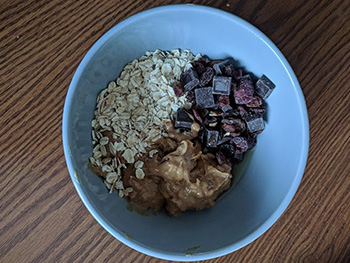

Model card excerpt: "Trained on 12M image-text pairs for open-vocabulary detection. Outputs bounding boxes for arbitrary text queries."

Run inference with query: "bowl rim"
[62,4,309,261]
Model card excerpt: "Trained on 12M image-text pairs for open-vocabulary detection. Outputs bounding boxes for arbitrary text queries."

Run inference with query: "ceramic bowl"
[62,4,309,261]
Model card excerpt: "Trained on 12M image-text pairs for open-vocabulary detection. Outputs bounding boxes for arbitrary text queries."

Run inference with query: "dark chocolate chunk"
[195,87,216,109]
[220,144,236,157]
[217,137,232,145]
[172,83,185,97]
[205,129,219,148]
[212,76,232,95]
[213,60,231,75]
[198,129,205,144]
[180,68,199,91]
[248,106,266,117]
[184,79,200,91]
[255,74,275,100]
[174,109,193,129]
[222,123,236,133]
[234,76,255,104]
[220,104,233,112]
[191,60,206,74]
[186,90,195,103]
[200,67,214,86]
[198,108,209,118]
[230,137,249,154]
[245,115,265,132]
[216,151,227,165]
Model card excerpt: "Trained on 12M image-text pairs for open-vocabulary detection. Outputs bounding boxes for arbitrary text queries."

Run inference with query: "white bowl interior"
[63,5,308,261]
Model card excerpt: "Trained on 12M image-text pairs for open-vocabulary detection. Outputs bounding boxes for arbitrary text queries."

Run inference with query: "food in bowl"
[88,49,275,216]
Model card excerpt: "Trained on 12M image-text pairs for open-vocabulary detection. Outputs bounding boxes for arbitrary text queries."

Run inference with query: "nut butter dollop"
[124,121,232,216]
[146,139,232,216]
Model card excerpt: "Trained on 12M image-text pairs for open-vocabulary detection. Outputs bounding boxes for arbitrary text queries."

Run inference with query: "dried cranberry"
[172,83,185,97]
[248,106,266,117]
[192,108,203,123]
[238,106,249,119]
[217,95,230,107]
[222,123,236,133]
[234,76,255,104]
[222,117,246,132]
[246,96,262,107]
[230,137,249,154]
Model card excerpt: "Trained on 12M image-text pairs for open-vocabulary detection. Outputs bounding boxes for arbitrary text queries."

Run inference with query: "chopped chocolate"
[230,137,248,154]
[248,106,266,117]
[198,108,209,118]
[245,115,265,132]
[220,144,236,157]
[186,90,195,103]
[200,67,214,86]
[180,68,199,91]
[191,60,206,74]
[256,74,275,100]
[195,87,216,109]
[213,60,231,75]
[220,104,233,112]
[234,76,255,104]
[192,108,203,123]
[185,79,200,91]
[212,76,232,95]
[217,137,232,145]
[205,129,219,148]
[216,151,227,165]
[174,109,193,129]
[172,83,185,97]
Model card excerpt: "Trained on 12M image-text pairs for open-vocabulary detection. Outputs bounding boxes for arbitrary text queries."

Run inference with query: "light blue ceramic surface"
[62,4,309,261]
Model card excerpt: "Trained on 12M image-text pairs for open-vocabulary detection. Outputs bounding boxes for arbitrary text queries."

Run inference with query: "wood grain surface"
[1,0,349,262]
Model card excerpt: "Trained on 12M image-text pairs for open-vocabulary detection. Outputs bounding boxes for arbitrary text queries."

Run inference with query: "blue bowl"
[62,4,309,261]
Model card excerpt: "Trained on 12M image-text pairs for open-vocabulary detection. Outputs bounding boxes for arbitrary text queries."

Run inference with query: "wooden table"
[1,0,349,262]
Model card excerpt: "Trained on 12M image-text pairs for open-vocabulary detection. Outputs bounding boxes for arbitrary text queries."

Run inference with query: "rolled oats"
[89,49,200,196]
